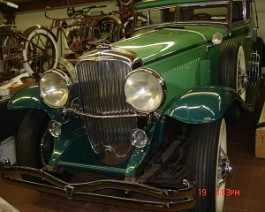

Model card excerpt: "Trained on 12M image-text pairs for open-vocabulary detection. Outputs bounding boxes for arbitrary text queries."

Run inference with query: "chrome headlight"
[39,69,72,108]
[124,67,166,113]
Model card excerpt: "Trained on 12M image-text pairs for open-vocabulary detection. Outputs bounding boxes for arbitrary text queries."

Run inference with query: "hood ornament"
[97,43,111,51]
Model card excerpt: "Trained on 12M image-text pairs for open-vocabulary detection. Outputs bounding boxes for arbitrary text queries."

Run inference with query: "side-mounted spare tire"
[218,40,247,101]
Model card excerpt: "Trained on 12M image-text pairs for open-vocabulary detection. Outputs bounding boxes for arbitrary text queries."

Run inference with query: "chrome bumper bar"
[1,165,196,211]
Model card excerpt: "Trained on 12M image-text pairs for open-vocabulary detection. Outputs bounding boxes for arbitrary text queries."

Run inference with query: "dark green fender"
[164,86,246,124]
[7,84,63,122]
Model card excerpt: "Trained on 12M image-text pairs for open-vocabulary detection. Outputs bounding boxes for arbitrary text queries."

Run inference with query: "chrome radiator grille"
[76,59,137,159]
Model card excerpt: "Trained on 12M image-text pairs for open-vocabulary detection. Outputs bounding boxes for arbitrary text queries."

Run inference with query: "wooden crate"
[255,102,265,158]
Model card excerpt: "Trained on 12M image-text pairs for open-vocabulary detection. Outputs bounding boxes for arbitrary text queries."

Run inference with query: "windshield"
[134,2,229,30]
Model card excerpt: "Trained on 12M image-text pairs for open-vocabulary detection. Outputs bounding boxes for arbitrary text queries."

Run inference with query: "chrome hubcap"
[218,146,232,188]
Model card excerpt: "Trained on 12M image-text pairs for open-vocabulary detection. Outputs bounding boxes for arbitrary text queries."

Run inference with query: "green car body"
[2,0,264,211]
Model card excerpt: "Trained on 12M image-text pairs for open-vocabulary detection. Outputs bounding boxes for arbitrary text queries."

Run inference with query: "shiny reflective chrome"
[0,158,11,167]
[75,47,143,163]
[125,67,167,113]
[130,129,148,148]
[47,120,62,137]
[65,108,147,119]
[212,32,223,45]
[39,69,72,108]
[217,145,231,188]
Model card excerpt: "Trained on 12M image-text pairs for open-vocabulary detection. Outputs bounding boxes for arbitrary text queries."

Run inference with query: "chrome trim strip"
[65,108,147,119]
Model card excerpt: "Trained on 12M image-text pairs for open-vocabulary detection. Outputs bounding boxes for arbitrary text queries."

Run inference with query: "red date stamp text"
[198,188,240,197]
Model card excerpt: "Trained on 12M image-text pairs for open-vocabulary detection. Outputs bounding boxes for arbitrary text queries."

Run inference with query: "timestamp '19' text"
[198,188,240,197]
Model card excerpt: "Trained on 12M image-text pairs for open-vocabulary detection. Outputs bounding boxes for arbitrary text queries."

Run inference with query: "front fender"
[164,86,245,124]
[8,84,63,122]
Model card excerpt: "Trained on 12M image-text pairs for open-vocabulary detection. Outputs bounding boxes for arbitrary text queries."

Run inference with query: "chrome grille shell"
[75,45,142,162]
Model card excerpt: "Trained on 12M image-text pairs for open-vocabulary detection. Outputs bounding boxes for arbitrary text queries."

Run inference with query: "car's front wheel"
[187,118,230,212]
[16,109,54,180]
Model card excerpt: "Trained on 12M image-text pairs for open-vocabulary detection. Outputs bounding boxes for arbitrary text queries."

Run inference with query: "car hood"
[114,25,228,64]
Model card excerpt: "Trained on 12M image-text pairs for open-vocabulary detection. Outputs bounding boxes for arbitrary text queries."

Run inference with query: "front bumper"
[1,164,196,211]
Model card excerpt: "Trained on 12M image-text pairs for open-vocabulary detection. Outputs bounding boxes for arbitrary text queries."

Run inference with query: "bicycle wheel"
[118,0,134,6]
[1,33,22,77]
[22,27,58,76]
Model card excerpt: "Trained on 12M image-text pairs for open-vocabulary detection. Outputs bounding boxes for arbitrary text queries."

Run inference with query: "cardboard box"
[255,102,265,158]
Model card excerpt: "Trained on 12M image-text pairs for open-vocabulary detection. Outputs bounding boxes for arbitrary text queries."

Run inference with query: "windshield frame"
[133,1,232,32]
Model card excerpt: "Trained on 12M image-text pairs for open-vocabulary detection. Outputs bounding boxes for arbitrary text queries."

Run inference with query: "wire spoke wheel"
[187,118,231,211]
[236,46,247,100]
[118,0,134,6]
[22,28,58,76]
[218,40,247,101]
[2,34,22,73]
[25,32,55,72]
[215,119,229,211]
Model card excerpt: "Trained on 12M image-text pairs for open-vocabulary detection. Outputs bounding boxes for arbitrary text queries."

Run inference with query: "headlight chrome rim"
[39,69,72,108]
[124,67,166,113]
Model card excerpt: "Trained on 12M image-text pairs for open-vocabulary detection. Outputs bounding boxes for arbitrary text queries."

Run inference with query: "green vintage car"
[1,0,264,211]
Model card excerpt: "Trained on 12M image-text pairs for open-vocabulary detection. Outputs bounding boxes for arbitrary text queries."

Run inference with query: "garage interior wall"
[15,1,117,30]
[256,0,265,41]
[15,0,265,52]
[15,1,117,56]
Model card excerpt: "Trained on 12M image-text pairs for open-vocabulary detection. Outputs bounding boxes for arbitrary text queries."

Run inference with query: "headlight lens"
[212,32,223,45]
[39,69,71,108]
[124,68,166,113]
